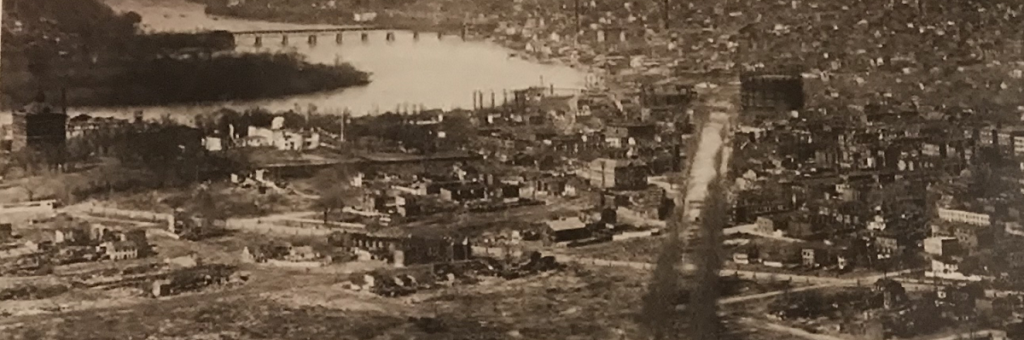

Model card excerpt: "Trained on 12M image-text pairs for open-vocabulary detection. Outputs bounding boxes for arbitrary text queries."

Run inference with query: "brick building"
[9,93,68,166]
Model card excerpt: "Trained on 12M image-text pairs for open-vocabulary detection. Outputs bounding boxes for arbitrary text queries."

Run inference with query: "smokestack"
[339,111,347,143]
[0,0,4,98]
[664,0,670,30]
[61,88,68,114]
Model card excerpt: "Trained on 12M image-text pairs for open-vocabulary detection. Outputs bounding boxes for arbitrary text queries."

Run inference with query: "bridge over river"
[228,26,470,47]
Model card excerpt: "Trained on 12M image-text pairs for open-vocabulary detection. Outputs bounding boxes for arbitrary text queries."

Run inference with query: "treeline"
[0,120,249,204]
[191,0,484,31]
[6,51,370,108]
[1,0,372,108]
[102,53,369,106]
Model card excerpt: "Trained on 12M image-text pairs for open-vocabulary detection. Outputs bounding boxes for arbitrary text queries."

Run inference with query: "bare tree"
[314,188,347,223]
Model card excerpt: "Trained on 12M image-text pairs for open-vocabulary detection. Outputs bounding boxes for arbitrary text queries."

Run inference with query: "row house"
[532,175,577,197]
[810,200,871,233]
[640,83,695,112]
[930,220,994,255]
[331,232,472,266]
[786,213,827,240]
[439,183,488,203]
[546,134,604,157]
[755,213,794,235]
[872,232,907,260]
[930,256,964,277]
[973,125,999,148]
[359,190,392,213]
[921,138,970,172]
[732,189,796,224]
[923,237,960,257]
[582,158,650,190]
[936,207,992,227]
[604,122,658,148]
[862,102,920,126]
[996,126,1024,156]
[801,243,844,268]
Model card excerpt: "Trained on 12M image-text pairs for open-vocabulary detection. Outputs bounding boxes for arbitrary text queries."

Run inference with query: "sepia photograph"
[0,0,1020,339]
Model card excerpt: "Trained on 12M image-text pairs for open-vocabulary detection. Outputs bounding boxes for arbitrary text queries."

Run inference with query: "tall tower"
[1,0,5,96]
[11,91,69,167]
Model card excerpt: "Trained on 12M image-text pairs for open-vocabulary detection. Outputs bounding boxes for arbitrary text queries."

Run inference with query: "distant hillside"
[0,0,370,108]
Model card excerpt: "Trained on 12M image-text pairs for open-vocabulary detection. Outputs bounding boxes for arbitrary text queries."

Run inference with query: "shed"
[544,217,590,244]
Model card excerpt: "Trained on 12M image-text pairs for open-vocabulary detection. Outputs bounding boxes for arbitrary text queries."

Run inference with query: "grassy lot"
[567,235,667,263]
[2,264,809,340]
[98,182,312,218]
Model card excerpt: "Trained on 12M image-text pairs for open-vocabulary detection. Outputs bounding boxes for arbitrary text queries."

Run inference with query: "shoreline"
[1,52,371,110]
[193,5,604,88]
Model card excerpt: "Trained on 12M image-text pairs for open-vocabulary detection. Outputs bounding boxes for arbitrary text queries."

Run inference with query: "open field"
[0,263,818,340]
[567,235,666,263]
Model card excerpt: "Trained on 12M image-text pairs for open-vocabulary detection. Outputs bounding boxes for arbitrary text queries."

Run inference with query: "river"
[88,0,591,120]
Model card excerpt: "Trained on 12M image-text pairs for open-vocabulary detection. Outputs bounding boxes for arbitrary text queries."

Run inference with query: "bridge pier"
[336,33,343,44]
[461,26,468,40]
[413,31,420,40]
[282,35,289,45]
[438,32,443,40]
[386,32,395,41]
[361,32,369,42]
[254,36,262,47]
[308,35,317,45]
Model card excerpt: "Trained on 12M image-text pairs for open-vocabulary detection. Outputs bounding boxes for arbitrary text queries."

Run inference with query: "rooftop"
[545,217,587,232]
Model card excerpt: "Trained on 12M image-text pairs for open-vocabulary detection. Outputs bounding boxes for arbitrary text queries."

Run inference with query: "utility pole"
[574,0,581,37]
[1,0,4,97]
[339,110,346,143]
[663,0,670,30]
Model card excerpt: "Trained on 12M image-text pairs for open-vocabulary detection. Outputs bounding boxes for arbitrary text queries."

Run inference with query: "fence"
[223,219,334,237]
[77,205,171,223]
[264,259,326,269]
[0,200,57,211]
[470,246,887,285]
[73,204,349,237]
[896,277,1024,299]
[0,199,59,223]
[612,230,655,241]
[276,218,365,230]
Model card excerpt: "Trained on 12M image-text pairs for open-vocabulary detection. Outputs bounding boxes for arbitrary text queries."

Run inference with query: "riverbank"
[187,0,618,87]
[191,0,600,84]
[1,0,373,108]
[190,0,490,34]
[3,52,371,107]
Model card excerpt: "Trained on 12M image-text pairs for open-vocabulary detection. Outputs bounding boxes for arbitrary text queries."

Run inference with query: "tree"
[437,114,475,150]
[314,188,347,223]
[874,278,908,309]
[958,255,989,276]
[192,186,226,222]
[312,165,356,222]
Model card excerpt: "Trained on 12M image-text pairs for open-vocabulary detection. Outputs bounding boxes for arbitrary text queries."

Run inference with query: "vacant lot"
[567,235,666,263]
[1,262,817,340]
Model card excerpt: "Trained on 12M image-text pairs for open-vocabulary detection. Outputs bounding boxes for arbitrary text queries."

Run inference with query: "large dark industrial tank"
[740,69,805,112]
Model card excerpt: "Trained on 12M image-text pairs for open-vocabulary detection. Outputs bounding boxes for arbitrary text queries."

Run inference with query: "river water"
[89,0,591,119]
